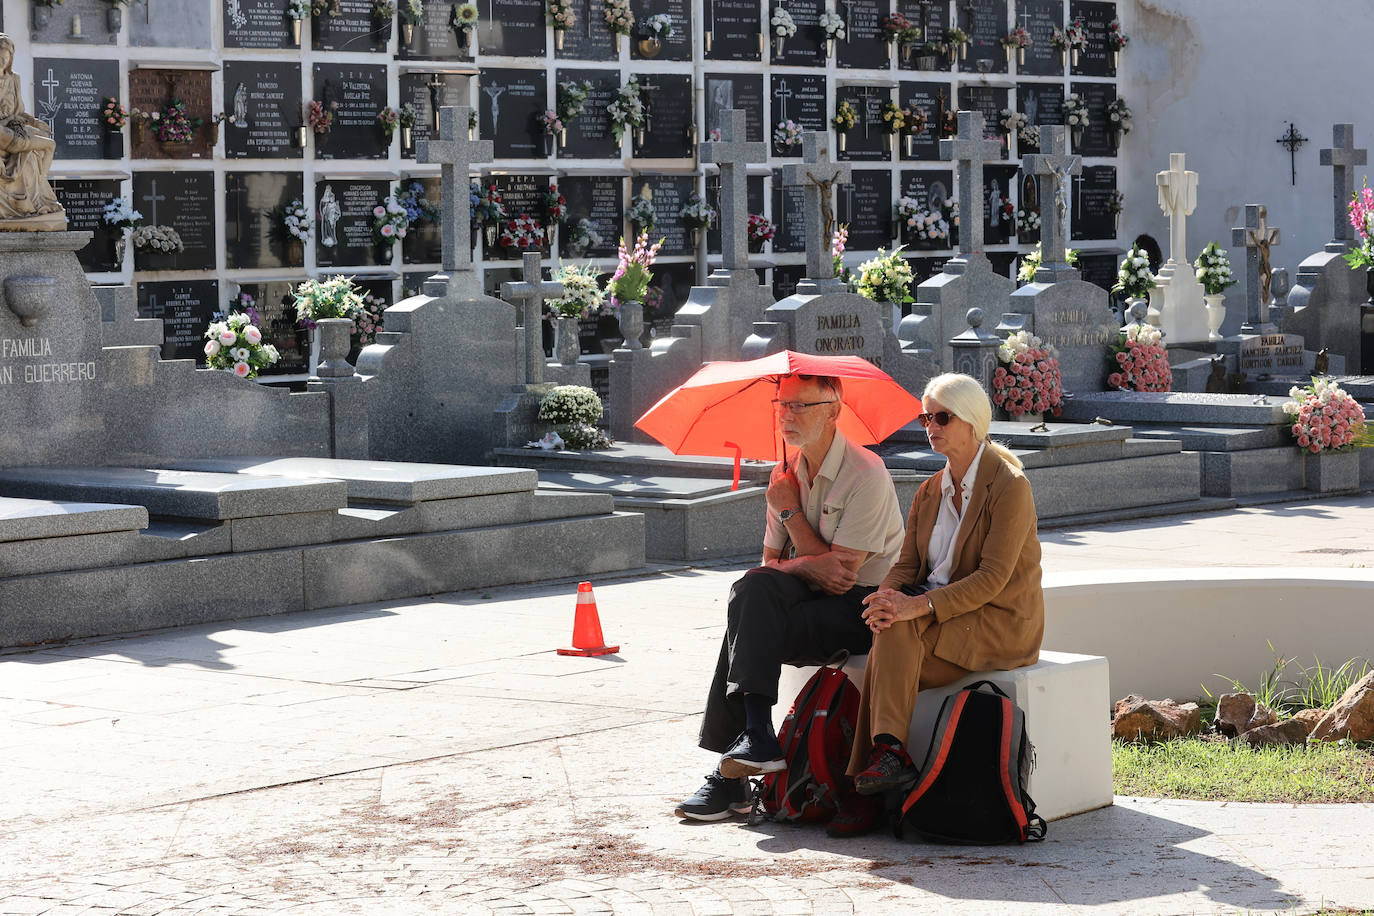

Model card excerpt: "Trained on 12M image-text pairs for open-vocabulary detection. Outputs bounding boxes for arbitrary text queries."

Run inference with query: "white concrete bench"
[776,649,1112,822]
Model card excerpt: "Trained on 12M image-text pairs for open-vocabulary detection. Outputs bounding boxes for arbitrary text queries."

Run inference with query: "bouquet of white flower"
[999,108,1027,134]
[131,225,184,253]
[204,310,280,379]
[819,10,845,40]
[1063,93,1090,129]
[283,198,311,242]
[1113,242,1156,299]
[606,78,645,142]
[547,263,607,319]
[856,246,915,303]
[770,7,797,37]
[1193,241,1237,295]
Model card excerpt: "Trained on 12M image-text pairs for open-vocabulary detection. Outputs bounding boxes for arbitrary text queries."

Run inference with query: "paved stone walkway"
[1,493,1372,914]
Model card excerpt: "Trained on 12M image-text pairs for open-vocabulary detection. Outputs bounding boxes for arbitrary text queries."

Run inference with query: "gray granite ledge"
[1057,391,1291,425]
[0,496,148,543]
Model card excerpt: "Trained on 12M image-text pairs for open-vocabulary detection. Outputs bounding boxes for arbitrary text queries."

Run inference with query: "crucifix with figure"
[1320,123,1367,252]
[699,108,767,274]
[417,105,492,275]
[939,110,1000,273]
[502,251,565,385]
[781,131,851,282]
[1232,204,1280,335]
[1021,125,1082,282]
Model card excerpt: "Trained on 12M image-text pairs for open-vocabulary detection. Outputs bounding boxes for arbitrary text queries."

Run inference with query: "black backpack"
[897,680,1047,844]
[748,662,860,825]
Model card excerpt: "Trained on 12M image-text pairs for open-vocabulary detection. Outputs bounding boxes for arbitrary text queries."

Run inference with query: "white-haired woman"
[827,373,1044,838]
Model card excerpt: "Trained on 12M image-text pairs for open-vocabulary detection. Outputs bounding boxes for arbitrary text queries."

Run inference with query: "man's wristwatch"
[778,507,800,523]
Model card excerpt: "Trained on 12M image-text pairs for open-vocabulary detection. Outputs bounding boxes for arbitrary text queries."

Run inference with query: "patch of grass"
[1113,738,1374,803]
[1199,645,1370,723]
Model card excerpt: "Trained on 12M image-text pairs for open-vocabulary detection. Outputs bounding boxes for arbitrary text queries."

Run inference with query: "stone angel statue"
[0,34,66,230]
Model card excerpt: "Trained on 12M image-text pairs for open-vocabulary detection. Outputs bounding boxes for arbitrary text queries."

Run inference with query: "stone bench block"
[1201,448,1305,497]
[1027,451,1201,520]
[777,650,1113,822]
[0,496,147,542]
[332,491,533,541]
[530,491,617,520]
[162,457,537,504]
[0,467,348,521]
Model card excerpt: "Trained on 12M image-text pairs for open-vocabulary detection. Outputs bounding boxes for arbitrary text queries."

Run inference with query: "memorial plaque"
[896,0,949,73]
[1070,164,1116,241]
[770,74,827,157]
[771,170,807,254]
[771,0,825,66]
[1077,250,1118,292]
[773,263,806,300]
[984,163,1018,246]
[225,171,305,271]
[315,178,389,268]
[487,174,551,260]
[137,280,221,363]
[224,0,296,49]
[132,171,216,272]
[29,0,117,45]
[647,262,696,323]
[558,69,620,160]
[836,85,887,163]
[398,5,472,59]
[128,68,214,160]
[131,0,213,48]
[556,0,617,60]
[234,280,309,373]
[988,250,1018,279]
[312,0,388,52]
[838,168,893,252]
[476,0,546,56]
[631,0,692,61]
[957,85,1010,161]
[897,168,952,249]
[1239,333,1307,376]
[479,67,546,159]
[962,0,1009,74]
[398,73,465,158]
[1071,80,1116,157]
[224,61,303,160]
[401,177,444,264]
[1016,0,1064,76]
[1015,83,1064,155]
[898,81,944,161]
[33,59,119,161]
[837,0,886,69]
[313,64,389,160]
[705,0,762,61]
[707,174,764,254]
[706,73,766,145]
[560,175,623,259]
[53,178,123,273]
[633,73,693,160]
[1069,0,1116,78]
[631,175,695,256]
[908,255,945,288]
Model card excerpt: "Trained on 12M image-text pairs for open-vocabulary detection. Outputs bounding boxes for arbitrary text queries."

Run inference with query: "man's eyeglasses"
[772,399,837,414]
[916,411,955,428]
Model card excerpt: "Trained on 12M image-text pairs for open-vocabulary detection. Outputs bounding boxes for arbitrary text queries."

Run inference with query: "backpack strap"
[901,689,971,816]
[802,669,848,809]
[994,693,1031,839]
[962,679,1011,699]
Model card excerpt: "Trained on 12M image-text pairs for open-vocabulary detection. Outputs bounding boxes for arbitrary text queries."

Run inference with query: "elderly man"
[674,372,905,835]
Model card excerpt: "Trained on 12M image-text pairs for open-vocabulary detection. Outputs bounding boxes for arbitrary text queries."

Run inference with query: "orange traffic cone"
[557,581,619,657]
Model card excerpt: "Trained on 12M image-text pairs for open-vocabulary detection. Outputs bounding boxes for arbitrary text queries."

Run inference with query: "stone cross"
[1155,153,1198,266]
[1021,125,1082,281]
[417,105,493,273]
[502,251,564,385]
[699,108,767,272]
[939,110,1001,261]
[1231,204,1280,335]
[1320,124,1367,251]
[781,131,852,280]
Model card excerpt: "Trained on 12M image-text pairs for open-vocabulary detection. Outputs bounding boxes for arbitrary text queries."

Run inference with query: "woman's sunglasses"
[916,411,954,428]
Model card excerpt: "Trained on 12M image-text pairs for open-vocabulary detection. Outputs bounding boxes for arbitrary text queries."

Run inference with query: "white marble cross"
[1231,204,1280,334]
[502,251,565,385]
[699,109,767,272]
[1021,125,1082,280]
[1155,152,1198,266]
[781,132,852,280]
[1320,124,1367,250]
[939,111,1001,258]
[417,106,492,273]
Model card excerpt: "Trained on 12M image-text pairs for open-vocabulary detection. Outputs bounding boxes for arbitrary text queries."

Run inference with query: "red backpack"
[749,662,861,825]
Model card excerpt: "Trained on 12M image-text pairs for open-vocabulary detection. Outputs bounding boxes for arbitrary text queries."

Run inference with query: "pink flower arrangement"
[499,213,546,249]
[992,331,1064,417]
[747,213,775,243]
[1282,378,1370,453]
[1345,179,1374,269]
[1106,322,1171,392]
[353,291,387,345]
[539,109,565,136]
[608,229,664,307]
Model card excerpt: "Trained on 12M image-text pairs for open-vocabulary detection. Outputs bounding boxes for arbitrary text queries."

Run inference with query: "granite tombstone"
[312,0,388,52]
[315,178,389,268]
[633,73,693,160]
[225,171,306,271]
[555,0,617,59]
[52,178,123,273]
[128,68,214,160]
[312,64,389,160]
[557,69,620,160]
[132,171,216,272]
[559,175,622,259]
[476,0,546,56]
[137,279,221,363]
[704,0,762,60]
[962,0,1010,74]
[33,59,119,161]
[837,0,886,69]
[631,0,692,61]
[1017,0,1066,76]
[223,0,297,49]
[223,61,303,160]
[1068,0,1116,78]
[479,67,546,159]
[768,74,826,157]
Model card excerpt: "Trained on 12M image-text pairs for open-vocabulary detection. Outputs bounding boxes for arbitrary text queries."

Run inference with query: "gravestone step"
[1249,375,1374,400]
[0,496,147,542]
[1129,424,1289,451]
[0,467,347,521]
[492,444,776,483]
[1057,391,1292,425]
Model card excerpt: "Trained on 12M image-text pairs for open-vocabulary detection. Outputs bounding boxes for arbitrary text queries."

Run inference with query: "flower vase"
[400,125,412,151]
[313,318,355,378]
[1071,48,1080,68]
[294,126,309,148]
[617,300,645,350]
[132,119,146,147]
[917,53,937,70]
[1204,294,1226,341]
[484,223,498,247]
[1112,49,1119,69]
[690,227,702,248]
[901,42,913,62]
[287,238,304,267]
[555,316,581,366]
[290,18,302,45]
[1109,129,1122,153]
[107,6,123,31]
[837,131,847,152]
[559,129,567,149]
[401,22,414,44]
[555,29,565,50]
[748,238,764,254]
[102,130,124,159]
[885,38,896,63]
[903,134,915,157]
[884,133,893,154]
[1018,47,1025,66]
[638,37,662,58]
[826,37,835,58]
[543,133,555,156]
[613,32,622,53]
[774,35,786,57]
[1071,126,1083,150]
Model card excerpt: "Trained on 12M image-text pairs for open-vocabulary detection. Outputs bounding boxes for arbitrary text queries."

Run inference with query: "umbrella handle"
[723,441,742,491]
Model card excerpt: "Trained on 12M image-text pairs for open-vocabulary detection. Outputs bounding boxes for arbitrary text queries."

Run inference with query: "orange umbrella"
[634,350,922,487]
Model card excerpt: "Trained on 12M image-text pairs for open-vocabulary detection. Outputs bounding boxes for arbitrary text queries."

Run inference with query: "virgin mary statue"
[0,34,67,230]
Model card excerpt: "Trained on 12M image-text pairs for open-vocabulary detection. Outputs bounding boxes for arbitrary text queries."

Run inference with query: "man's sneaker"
[718,729,786,779]
[826,791,883,838]
[673,771,752,821]
[853,738,917,796]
